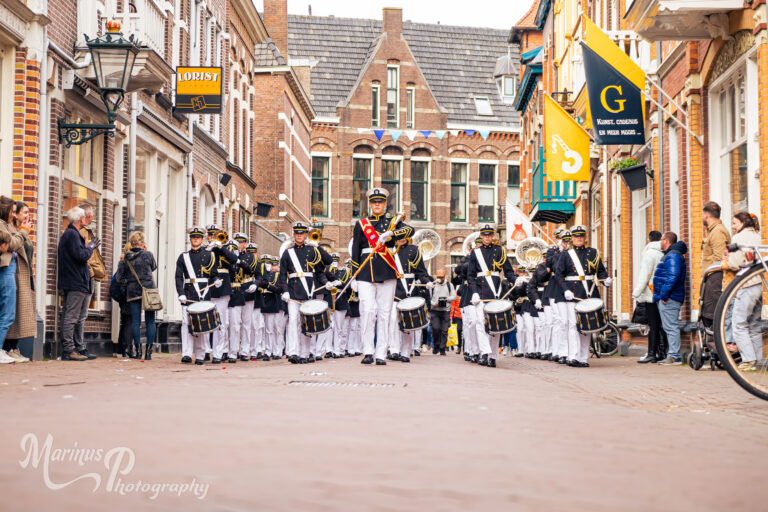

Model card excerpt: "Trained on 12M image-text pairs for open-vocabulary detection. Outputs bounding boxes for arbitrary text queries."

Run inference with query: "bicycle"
[713,242,768,401]
[590,320,620,358]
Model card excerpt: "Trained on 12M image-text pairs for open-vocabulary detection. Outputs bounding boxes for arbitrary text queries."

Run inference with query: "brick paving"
[0,352,765,511]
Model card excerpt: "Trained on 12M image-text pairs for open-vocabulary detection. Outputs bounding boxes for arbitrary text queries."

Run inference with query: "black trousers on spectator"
[431,310,451,351]
[646,301,668,359]
[118,301,133,355]
[453,317,463,353]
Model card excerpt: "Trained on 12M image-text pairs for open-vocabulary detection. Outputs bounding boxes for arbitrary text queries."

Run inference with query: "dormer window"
[497,76,516,103]
[474,96,493,116]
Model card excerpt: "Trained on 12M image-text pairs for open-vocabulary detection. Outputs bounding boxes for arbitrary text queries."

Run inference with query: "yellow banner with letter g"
[543,94,590,182]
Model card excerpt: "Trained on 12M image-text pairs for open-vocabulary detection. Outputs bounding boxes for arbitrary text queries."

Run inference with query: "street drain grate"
[288,380,397,388]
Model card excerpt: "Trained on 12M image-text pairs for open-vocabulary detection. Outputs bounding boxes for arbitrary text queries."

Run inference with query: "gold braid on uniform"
[201,254,216,276]
[492,247,507,271]
[306,247,322,269]
[587,249,601,273]
[409,247,423,271]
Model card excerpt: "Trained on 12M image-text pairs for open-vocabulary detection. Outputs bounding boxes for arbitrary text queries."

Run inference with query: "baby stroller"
[688,264,724,371]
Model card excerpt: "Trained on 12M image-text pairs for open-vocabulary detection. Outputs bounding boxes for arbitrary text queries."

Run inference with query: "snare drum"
[574,298,607,333]
[483,299,516,334]
[396,296,429,332]
[187,301,221,335]
[300,299,331,335]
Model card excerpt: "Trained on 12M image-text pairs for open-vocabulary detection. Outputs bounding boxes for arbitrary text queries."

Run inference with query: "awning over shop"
[530,201,575,224]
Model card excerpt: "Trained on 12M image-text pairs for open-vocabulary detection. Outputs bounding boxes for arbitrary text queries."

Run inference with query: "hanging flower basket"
[612,157,649,191]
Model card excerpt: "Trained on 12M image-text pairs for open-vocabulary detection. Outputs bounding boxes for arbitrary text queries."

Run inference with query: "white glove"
[214,279,223,288]
[378,230,394,244]
[564,290,574,301]
[246,284,257,294]
[178,295,187,304]
[332,280,342,288]
[306,240,318,247]
[426,281,435,290]
[604,278,613,288]
[471,293,481,305]
[281,292,290,302]
[535,299,542,310]
[350,280,359,293]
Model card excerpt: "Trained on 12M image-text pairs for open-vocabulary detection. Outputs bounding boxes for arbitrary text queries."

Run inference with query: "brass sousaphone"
[515,237,549,269]
[412,229,441,261]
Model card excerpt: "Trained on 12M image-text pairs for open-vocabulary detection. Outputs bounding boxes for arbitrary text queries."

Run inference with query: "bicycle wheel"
[592,322,619,357]
[689,341,703,371]
[713,263,768,401]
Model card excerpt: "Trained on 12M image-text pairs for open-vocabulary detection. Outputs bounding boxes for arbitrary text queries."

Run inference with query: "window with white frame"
[450,162,468,222]
[387,66,399,128]
[406,87,415,129]
[410,159,428,221]
[311,155,330,217]
[371,84,380,128]
[718,72,748,213]
[667,124,680,234]
[478,163,497,222]
[382,158,401,215]
[353,156,371,218]
[474,96,493,116]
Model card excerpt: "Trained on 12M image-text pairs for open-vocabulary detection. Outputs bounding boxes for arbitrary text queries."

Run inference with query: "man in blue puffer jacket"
[653,232,688,365]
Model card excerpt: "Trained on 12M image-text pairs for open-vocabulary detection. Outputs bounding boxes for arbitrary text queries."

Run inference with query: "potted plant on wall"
[612,156,649,191]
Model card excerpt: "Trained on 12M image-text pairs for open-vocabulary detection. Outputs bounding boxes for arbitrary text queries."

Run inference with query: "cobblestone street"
[1,353,765,511]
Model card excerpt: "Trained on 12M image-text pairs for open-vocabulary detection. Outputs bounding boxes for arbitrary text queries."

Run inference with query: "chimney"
[263,0,288,58]
[382,7,403,37]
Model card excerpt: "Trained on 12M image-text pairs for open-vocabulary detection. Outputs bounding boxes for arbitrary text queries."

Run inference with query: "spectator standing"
[633,231,667,363]
[118,232,158,360]
[700,202,730,326]
[4,201,36,362]
[724,212,763,371]
[450,292,462,354]
[0,196,24,363]
[430,269,456,355]
[653,232,688,365]
[58,206,100,361]
[109,243,134,358]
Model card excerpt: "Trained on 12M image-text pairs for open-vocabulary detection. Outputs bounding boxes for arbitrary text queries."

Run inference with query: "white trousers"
[541,304,555,355]
[461,305,479,355]
[238,301,255,356]
[551,299,568,358]
[519,313,535,355]
[315,329,333,356]
[347,316,361,354]
[211,297,230,359]
[413,328,422,352]
[474,301,500,359]
[358,280,396,360]
[274,312,287,356]
[262,313,279,356]
[252,308,265,355]
[388,305,415,357]
[286,301,312,357]
[554,301,590,362]
[228,305,244,357]
[180,305,210,360]
[333,311,349,355]
[533,315,545,353]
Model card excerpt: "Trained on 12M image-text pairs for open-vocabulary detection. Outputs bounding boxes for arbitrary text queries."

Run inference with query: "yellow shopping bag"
[446,323,458,347]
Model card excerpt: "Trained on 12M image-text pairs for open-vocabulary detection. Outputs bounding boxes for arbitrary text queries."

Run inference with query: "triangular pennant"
[357,128,370,134]
[478,130,491,140]
[449,130,460,137]
[434,130,447,140]
[374,129,385,141]
[389,130,402,142]
[420,130,432,139]
[464,130,476,138]
[544,94,590,181]
[405,130,418,140]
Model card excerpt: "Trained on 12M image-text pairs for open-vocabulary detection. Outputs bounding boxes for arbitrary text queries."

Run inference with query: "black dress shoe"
[195,359,204,365]
[375,358,387,365]
[637,354,657,364]
[240,355,250,362]
[325,352,333,359]
[414,350,420,356]
[558,356,568,364]
[514,352,524,358]
[289,355,299,364]
[212,358,222,364]
[464,354,470,361]
[299,358,308,364]
[315,356,322,362]
[272,355,281,360]
[251,356,259,361]
[79,350,97,360]
[391,353,402,361]
[479,354,489,366]
[470,355,479,364]
[204,353,211,361]
[222,352,229,360]
[534,352,541,359]
[181,355,192,364]
[488,358,496,368]
[228,358,237,364]
[432,348,438,355]
[400,356,410,363]
[440,349,446,356]
[542,353,551,361]
[361,355,374,364]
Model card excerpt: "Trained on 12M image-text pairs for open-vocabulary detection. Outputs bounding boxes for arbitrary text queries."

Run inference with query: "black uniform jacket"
[208,246,239,299]
[393,244,432,301]
[174,247,216,302]
[279,242,333,301]
[350,212,413,283]
[467,243,516,301]
[554,246,608,303]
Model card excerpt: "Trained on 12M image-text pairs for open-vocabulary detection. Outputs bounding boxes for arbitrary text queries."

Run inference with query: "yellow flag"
[544,94,590,182]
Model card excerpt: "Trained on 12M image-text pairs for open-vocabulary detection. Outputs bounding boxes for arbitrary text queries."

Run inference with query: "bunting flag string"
[390,130,402,142]
[330,125,509,141]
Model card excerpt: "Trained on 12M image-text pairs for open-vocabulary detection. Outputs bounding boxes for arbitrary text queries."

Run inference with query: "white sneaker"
[7,349,29,363]
[502,347,509,356]
[0,350,16,364]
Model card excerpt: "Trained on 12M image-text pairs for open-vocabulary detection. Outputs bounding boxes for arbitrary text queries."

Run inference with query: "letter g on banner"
[600,85,626,113]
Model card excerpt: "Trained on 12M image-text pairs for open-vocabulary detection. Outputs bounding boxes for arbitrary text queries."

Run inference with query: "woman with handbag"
[633,231,667,363]
[118,232,159,360]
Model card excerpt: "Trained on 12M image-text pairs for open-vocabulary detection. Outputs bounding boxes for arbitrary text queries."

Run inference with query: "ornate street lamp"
[58,21,140,147]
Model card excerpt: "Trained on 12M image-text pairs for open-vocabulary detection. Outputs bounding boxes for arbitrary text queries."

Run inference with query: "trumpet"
[214,230,229,244]
[309,225,323,242]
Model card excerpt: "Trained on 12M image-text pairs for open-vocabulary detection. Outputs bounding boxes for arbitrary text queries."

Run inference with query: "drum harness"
[287,247,311,298]
[394,253,416,297]
[473,248,500,299]
[565,249,594,297]
[183,252,208,302]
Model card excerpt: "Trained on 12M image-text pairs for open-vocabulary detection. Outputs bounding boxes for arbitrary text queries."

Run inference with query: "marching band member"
[554,225,610,367]
[527,260,552,359]
[467,224,516,367]
[203,223,221,359]
[279,221,333,364]
[225,239,248,363]
[328,254,352,358]
[233,236,257,361]
[549,231,571,363]
[456,236,482,363]
[536,230,564,361]
[345,259,362,357]
[242,244,262,360]
[271,255,288,358]
[257,254,282,360]
[207,230,238,364]
[349,188,414,365]
[174,227,216,365]
[389,238,433,362]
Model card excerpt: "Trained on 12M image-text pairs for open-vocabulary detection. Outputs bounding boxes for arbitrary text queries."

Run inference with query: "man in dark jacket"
[653,232,688,365]
[57,206,100,361]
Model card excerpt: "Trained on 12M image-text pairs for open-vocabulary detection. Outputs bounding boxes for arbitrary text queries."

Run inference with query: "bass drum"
[187,301,221,335]
[574,298,607,333]
[483,299,516,334]
[396,296,429,332]
[300,299,331,335]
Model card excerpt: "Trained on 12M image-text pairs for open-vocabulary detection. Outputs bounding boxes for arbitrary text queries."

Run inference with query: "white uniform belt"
[537,287,544,292]
[185,278,208,284]
[565,275,594,281]
[362,247,396,255]
[242,277,254,283]
[476,271,500,278]
[288,272,309,278]
[217,269,229,274]
[403,273,414,279]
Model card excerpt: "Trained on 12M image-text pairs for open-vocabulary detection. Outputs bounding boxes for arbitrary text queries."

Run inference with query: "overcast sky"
[252,0,533,30]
